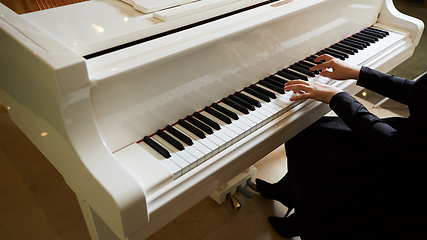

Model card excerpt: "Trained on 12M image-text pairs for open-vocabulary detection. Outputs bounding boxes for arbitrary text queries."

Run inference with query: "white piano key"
[218,102,258,133]
[175,125,219,156]
[151,135,195,171]
[161,129,207,165]
[151,135,198,170]
[199,111,241,144]
[240,91,282,115]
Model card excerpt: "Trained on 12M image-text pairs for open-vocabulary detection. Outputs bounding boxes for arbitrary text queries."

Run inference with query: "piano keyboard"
[115,26,405,182]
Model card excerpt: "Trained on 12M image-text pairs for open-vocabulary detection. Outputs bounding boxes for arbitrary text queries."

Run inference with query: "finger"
[315,54,334,62]
[284,83,312,93]
[309,61,334,72]
[290,92,311,101]
[319,69,334,78]
[284,80,309,87]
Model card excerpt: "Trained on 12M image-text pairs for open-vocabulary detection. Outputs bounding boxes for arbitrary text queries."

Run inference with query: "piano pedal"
[237,185,254,199]
[209,166,257,206]
[226,193,241,210]
[246,179,259,193]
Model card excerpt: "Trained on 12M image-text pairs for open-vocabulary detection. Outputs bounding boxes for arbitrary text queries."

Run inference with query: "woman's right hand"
[310,54,361,80]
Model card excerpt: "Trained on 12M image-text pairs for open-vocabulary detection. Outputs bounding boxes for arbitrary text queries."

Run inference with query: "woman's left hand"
[284,80,343,104]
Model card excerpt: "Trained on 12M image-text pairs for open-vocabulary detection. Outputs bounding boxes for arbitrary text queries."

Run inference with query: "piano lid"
[20,0,321,57]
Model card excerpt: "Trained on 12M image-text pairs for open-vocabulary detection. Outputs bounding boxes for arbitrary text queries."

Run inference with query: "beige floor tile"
[253,145,288,184]
[200,197,298,240]
[0,184,58,240]
[147,221,192,240]
[0,145,24,193]
[59,221,91,240]
[0,104,26,145]
[48,235,63,240]
[173,196,237,240]
[27,170,85,233]
[174,190,260,240]
[1,133,55,181]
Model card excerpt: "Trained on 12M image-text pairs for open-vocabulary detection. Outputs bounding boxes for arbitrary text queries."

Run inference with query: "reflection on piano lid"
[131,26,405,182]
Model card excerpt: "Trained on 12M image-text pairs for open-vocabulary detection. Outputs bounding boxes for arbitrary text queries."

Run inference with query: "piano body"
[0,0,423,239]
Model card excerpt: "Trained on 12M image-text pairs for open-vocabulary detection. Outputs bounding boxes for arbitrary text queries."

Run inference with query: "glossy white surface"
[89,0,383,153]
[123,0,194,13]
[114,143,174,196]
[0,0,424,239]
[20,0,321,56]
[153,0,242,22]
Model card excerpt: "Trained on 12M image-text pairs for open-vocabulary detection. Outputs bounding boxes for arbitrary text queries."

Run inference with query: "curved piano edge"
[379,0,424,47]
[60,87,150,239]
[0,7,151,238]
[0,84,149,239]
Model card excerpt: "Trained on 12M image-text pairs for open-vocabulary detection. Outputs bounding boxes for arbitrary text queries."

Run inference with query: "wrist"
[351,66,362,80]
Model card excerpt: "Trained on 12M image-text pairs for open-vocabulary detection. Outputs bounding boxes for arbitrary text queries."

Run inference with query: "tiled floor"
[1,1,426,240]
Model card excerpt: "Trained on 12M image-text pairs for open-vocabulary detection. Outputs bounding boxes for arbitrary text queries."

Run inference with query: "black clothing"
[285,67,427,239]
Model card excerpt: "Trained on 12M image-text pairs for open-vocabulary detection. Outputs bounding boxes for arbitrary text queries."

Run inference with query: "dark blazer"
[327,67,427,238]
[330,67,427,161]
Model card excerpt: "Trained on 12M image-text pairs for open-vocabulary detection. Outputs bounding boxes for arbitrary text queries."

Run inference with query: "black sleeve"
[329,92,425,161]
[357,66,414,105]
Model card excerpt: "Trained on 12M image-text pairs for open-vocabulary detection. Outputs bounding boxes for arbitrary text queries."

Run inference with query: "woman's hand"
[284,80,343,104]
[310,55,361,80]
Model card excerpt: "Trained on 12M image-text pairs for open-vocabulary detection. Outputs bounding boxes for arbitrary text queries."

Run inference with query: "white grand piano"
[0,0,423,239]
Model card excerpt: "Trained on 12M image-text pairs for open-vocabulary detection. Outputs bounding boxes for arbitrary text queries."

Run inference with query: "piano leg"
[77,196,120,240]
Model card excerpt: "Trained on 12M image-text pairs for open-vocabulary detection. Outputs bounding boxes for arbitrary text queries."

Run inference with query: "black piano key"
[222,98,249,114]
[269,75,288,84]
[330,45,355,55]
[249,84,277,99]
[144,136,171,158]
[346,36,370,46]
[281,69,309,81]
[295,62,320,74]
[243,87,271,102]
[234,92,261,107]
[178,119,206,139]
[204,106,232,124]
[334,43,358,53]
[166,125,193,146]
[356,32,378,42]
[367,27,389,35]
[289,65,316,77]
[306,56,326,64]
[363,28,387,38]
[263,77,284,88]
[157,129,185,151]
[193,112,221,130]
[351,34,375,44]
[186,115,213,134]
[258,80,285,94]
[361,29,384,38]
[211,103,239,120]
[310,55,326,61]
[340,39,366,49]
[325,47,349,58]
[319,49,346,60]
[276,70,299,80]
[228,95,256,111]
[297,61,315,68]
